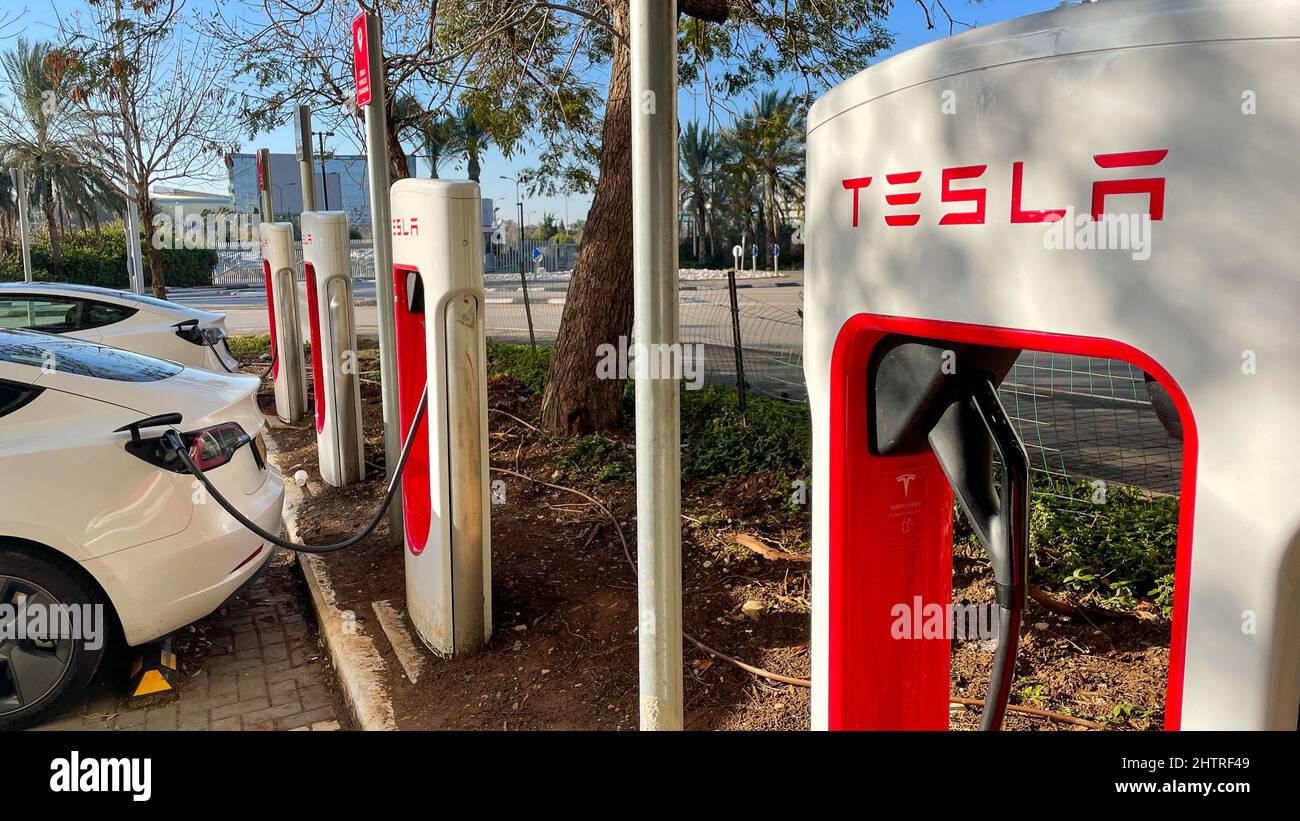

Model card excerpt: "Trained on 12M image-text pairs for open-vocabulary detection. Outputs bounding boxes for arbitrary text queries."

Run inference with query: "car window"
[0,330,182,382]
[0,380,42,418]
[0,296,84,333]
[79,300,138,330]
[0,295,138,333]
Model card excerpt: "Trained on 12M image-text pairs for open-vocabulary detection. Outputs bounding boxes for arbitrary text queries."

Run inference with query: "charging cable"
[163,386,427,554]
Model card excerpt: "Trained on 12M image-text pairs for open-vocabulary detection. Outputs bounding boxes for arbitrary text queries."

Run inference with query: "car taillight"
[187,423,249,470]
[126,422,251,473]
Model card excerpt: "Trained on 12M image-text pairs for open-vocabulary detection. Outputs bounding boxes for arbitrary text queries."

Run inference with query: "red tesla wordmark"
[884,171,922,227]
[939,165,988,226]
[841,150,1169,228]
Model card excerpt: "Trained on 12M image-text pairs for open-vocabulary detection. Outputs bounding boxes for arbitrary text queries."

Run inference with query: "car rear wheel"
[0,546,106,730]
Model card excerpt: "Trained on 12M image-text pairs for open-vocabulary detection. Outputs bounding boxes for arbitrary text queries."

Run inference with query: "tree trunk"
[42,193,62,279]
[467,148,481,183]
[540,0,633,436]
[387,112,411,181]
[142,195,167,299]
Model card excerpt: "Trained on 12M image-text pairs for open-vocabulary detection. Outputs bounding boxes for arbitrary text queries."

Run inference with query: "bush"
[1029,481,1179,612]
[0,222,217,289]
[486,340,553,395]
[557,434,633,485]
[678,385,811,478]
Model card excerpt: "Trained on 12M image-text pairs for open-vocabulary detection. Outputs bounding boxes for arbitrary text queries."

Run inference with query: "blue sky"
[6,0,1055,223]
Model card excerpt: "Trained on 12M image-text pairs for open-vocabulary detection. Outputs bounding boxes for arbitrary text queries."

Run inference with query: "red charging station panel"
[826,313,1199,730]
[304,262,325,434]
[393,265,431,556]
[262,260,279,380]
[829,323,954,730]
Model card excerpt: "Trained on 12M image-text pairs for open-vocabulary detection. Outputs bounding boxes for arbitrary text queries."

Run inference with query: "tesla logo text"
[842,150,1168,228]
[392,216,420,237]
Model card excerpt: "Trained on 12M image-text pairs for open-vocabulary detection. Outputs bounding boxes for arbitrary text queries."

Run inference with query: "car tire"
[0,544,107,730]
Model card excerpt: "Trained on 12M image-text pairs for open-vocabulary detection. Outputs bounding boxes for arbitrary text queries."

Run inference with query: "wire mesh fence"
[480,279,1180,495]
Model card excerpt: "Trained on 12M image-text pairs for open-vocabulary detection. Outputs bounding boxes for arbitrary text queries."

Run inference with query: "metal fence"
[482,281,1182,496]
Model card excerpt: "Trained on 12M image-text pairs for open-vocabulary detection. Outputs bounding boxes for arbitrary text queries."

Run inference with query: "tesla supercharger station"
[259,222,307,423]
[389,178,492,657]
[806,0,1300,731]
[301,211,364,487]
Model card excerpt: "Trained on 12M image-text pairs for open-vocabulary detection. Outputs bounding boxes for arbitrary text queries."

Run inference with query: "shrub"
[486,340,553,395]
[0,223,217,289]
[678,385,811,478]
[557,434,633,485]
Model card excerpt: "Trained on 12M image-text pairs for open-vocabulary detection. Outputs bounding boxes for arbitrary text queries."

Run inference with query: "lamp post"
[317,131,336,211]
[500,174,536,350]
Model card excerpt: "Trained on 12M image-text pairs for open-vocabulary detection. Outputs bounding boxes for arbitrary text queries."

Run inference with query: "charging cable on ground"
[163,386,427,554]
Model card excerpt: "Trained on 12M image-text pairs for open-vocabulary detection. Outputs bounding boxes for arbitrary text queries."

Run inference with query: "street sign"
[773,244,781,257]
[531,246,544,263]
[752,243,759,257]
[352,12,372,107]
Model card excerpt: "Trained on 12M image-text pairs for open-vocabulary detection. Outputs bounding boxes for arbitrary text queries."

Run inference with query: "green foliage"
[556,434,632,486]
[0,222,217,288]
[485,340,553,395]
[225,334,271,359]
[1029,481,1179,613]
[678,386,810,479]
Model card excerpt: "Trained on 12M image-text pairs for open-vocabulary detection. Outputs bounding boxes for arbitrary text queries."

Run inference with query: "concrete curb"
[263,429,397,731]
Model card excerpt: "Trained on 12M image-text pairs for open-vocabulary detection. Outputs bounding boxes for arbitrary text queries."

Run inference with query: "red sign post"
[352,12,372,107]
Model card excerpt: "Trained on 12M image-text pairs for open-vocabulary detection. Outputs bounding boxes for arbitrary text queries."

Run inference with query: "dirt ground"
[245,347,1170,731]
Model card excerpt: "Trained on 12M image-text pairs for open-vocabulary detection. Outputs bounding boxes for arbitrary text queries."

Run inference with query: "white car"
[0,283,242,374]
[0,328,283,729]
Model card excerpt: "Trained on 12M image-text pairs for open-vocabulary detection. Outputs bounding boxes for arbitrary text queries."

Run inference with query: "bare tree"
[55,0,236,298]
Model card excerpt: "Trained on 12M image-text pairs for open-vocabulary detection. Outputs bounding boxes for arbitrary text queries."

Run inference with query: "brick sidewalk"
[36,551,350,731]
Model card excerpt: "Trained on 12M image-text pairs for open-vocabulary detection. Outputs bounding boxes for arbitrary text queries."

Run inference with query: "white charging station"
[259,222,307,423]
[301,211,364,488]
[804,0,1300,730]
[389,178,492,657]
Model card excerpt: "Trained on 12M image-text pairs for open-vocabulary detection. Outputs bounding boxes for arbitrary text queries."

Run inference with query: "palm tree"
[679,121,718,260]
[455,102,488,183]
[394,95,458,180]
[721,115,761,258]
[0,39,119,276]
[732,91,805,257]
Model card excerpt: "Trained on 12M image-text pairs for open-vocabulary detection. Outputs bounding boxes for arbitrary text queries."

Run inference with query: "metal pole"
[517,196,536,350]
[317,131,334,211]
[11,169,33,283]
[630,0,682,731]
[257,148,274,222]
[362,11,405,545]
[728,253,747,419]
[295,105,317,213]
[125,195,142,292]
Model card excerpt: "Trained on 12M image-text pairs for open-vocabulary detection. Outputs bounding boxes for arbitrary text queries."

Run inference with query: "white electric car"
[0,282,241,374]
[0,328,283,729]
